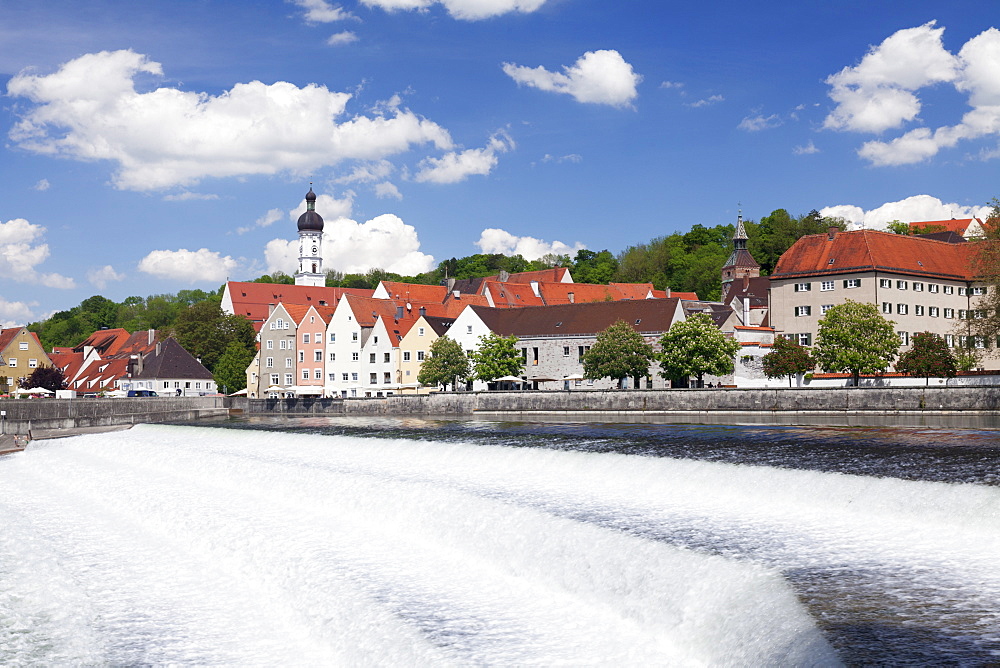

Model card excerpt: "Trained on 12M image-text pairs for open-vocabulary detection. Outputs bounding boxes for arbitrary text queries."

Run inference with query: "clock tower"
[294,187,325,287]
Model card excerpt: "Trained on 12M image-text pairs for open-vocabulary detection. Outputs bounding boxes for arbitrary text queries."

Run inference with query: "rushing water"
[1,417,999,666]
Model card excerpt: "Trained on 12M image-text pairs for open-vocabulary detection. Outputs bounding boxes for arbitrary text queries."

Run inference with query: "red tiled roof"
[225,281,373,327]
[482,280,546,308]
[772,229,977,281]
[73,328,133,356]
[609,283,655,300]
[539,283,619,304]
[0,328,22,352]
[501,267,571,284]
[907,218,981,235]
[470,298,681,337]
[379,282,449,304]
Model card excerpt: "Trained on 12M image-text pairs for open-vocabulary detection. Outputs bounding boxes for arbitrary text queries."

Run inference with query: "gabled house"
[0,327,53,394]
[252,303,306,397]
[119,338,216,396]
[221,281,373,331]
[397,315,455,393]
[907,217,985,240]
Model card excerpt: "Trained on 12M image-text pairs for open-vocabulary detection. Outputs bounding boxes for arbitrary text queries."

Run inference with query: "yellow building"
[397,315,456,394]
[0,327,54,394]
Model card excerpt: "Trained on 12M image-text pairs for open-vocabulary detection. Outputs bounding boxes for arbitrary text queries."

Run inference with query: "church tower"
[720,211,760,301]
[294,187,325,287]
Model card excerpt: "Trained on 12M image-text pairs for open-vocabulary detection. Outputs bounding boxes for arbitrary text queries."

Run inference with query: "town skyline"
[2,0,998,327]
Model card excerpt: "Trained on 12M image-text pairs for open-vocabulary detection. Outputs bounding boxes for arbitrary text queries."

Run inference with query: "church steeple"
[721,209,760,301]
[294,185,325,287]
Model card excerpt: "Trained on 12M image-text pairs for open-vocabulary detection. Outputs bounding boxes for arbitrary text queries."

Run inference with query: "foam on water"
[0,424,841,666]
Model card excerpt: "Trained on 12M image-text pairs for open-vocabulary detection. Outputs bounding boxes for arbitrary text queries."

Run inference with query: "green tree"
[583,320,653,388]
[656,313,742,387]
[571,249,618,284]
[417,335,470,390]
[813,300,898,386]
[469,333,523,382]
[20,365,67,393]
[761,336,814,387]
[895,332,957,385]
[213,339,256,393]
[885,220,910,235]
[174,301,256,373]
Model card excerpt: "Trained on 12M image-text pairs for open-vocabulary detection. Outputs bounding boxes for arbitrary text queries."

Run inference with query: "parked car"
[126,390,158,397]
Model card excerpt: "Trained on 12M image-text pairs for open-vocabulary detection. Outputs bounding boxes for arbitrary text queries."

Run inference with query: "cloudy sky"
[1,0,998,325]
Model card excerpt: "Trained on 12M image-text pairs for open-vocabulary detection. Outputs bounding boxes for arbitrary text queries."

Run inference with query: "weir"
[1,420,998,665]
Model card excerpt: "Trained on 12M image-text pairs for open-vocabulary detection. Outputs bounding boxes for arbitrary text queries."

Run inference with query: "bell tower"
[295,186,325,287]
[721,211,760,301]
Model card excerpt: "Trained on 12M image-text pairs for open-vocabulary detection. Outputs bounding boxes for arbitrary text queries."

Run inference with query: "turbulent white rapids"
[1,423,998,665]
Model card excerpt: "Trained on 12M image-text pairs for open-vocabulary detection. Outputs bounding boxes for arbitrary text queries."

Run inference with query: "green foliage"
[955,350,980,372]
[895,332,957,384]
[20,365,67,393]
[571,249,618,284]
[885,220,910,235]
[761,336,814,386]
[656,313,742,386]
[744,209,844,275]
[469,333,523,382]
[582,320,654,384]
[213,340,256,393]
[251,272,295,284]
[813,300,898,386]
[613,224,732,299]
[173,301,256,373]
[417,336,470,390]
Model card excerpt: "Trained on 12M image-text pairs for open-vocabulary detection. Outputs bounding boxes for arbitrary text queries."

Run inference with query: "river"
[1,416,998,665]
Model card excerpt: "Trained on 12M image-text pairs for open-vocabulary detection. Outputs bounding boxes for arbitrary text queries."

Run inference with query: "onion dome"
[297,187,324,232]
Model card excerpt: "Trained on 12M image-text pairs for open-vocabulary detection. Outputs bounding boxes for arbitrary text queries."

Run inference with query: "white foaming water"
[1,424,997,665]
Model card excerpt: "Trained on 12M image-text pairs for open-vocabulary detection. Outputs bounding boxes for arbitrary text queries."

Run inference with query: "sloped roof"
[482,280,546,308]
[723,275,770,308]
[72,357,131,392]
[423,315,455,336]
[538,282,620,304]
[502,267,573,284]
[136,337,213,380]
[609,283,655,300]
[469,298,681,337]
[224,281,373,327]
[379,282,449,304]
[73,328,133,356]
[907,218,981,236]
[772,229,977,281]
[114,330,161,357]
[48,349,87,382]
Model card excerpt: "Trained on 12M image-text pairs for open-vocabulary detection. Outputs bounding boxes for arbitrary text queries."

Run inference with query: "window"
[285,374,294,385]
[270,374,279,385]
[315,369,322,379]
[973,286,986,295]
[369,353,376,363]
[944,308,955,318]
[946,334,954,347]
[418,327,425,336]
[795,305,811,317]
[960,335,968,348]
[28,359,37,368]
[370,373,377,384]
[929,306,939,317]
[843,279,861,288]
[794,283,811,292]
[352,352,359,361]
[373,336,378,345]
[316,333,323,343]
[929,284,940,293]
[276,319,284,329]
[898,331,909,346]
[959,287,968,296]
[352,332,359,341]
[913,282,924,292]
[315,351,323,362]
[798,333,811,346]
[279,340,287,350]
[298,351,305,362]
[329,373,336,381]
[532,347,539,365]
[897,304,907,315]
[821,304,833,314]
[467,325,473,333]
[384,372,391,384]
[341,373,349,381]
[882,302,892,314]
[330,333,336,342]
[266,340,273,349]
[944,285,954,295]
[7,358,15,367]
[975,336,986,349]
[976,310,986,319]
[897,280,907,290]
[302,369,310,380]
[285,358,293,368]
[403,351,411,362]
[328,352,335,361]
[266,357,274,368]
[959,309,968,319]
[18,342,28,350]
[880,279,892,288]
[303,333,310,344]
[417,351,425,361]
[563,346,570,357]
[384,353,390,363]
[914,305,924,316]
[821,281,835,291]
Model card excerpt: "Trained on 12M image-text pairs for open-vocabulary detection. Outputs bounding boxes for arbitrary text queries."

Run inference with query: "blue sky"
[2,0,998,326]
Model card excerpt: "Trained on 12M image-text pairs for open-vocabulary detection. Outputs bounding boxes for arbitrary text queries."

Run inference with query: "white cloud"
[87,265,125,289]
[34,179,50,191]
[327,31,359,46]
[360,0,547,20]
[738,113,782,131]
[660,81,684,90]
[824,23,1000,166]
[0,296,38,328]
[7,50,453,191]
[290,0,354,22]
[502,50,642,108]
[162,191,219,201]
[475,228,584,260]
[687,95,723,108]
[818,195,992,230]
[793,141,820,155]
[540,153,582,164]
[0,218,76,289]
[265,213,435,275]
[137,248,239,283]
[374,182,402,199]
[335,159,394,184]
[237,208,285,236]
[414,131,513,183]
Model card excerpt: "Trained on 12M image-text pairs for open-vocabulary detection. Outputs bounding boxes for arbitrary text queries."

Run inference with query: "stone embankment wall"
[0,397,228,435]
[238,385,1000,417]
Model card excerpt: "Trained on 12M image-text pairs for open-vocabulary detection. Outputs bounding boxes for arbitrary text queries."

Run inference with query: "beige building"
[397,315,456,393]
[0,328,53,393]
[769,228,993,365]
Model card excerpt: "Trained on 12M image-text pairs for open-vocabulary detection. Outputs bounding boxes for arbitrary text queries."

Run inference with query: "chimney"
[499,270,510,283]
[827,226,838,240]
[453,290,461,299]
[568,292,575,303]
[268,303,276,315]
[147,328,155,346]
[419,306,426,317]
[530,281,540,298]
[155,342,161,357]
[446,277,456,291]
[743,298,750,326]
[666,287,671,298]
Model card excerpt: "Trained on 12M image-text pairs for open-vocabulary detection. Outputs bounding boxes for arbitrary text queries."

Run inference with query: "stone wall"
[0,397,228,434]
[239,386,1000,416]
